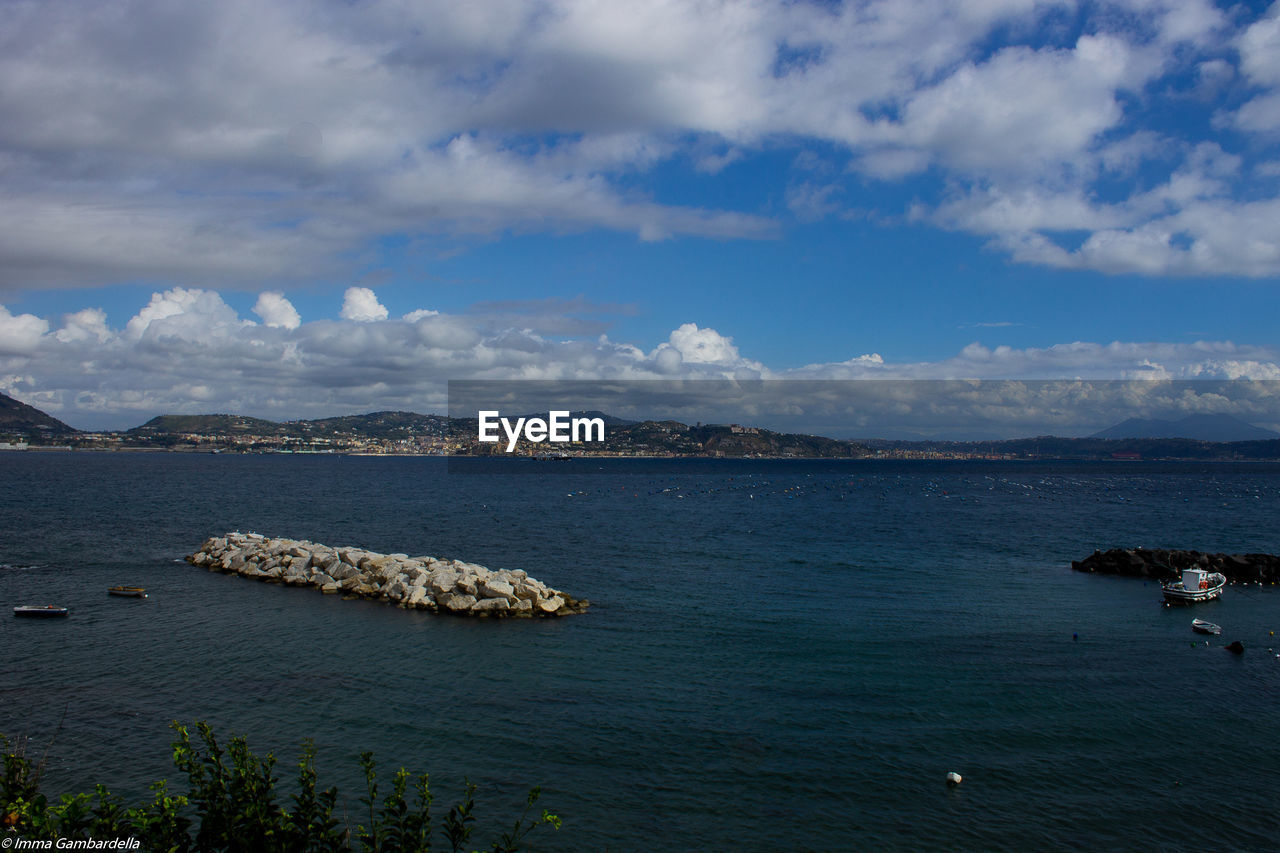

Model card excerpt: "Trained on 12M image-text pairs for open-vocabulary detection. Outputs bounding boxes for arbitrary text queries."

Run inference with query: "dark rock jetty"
[1072,548,1280,583]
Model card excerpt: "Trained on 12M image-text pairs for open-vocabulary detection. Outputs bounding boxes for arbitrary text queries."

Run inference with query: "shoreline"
[8,446,1280,462]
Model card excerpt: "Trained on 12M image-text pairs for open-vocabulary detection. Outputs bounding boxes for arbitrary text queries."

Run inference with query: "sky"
[2,0,1280,433]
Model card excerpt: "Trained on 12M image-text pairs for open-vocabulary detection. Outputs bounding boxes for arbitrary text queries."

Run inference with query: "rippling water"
[2,452,1279,850]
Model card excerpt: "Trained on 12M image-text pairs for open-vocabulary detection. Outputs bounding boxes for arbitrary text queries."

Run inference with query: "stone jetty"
[1072,548,1280,583]
[187,532,589,617]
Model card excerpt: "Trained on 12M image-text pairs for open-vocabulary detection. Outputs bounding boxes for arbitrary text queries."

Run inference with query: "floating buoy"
[1072,633,1078,641]
[946,772,962,786]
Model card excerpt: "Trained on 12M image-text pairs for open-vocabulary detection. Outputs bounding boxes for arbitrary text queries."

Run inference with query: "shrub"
[1,722,559,852]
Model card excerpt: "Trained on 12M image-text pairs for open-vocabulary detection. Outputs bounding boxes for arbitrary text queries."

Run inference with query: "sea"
[2,452,1279,851]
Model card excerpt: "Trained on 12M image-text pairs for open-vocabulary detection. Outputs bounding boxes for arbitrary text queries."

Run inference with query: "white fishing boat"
[1191,618,1221,635]
[13,605,70,618]
[1163,569,1226,603]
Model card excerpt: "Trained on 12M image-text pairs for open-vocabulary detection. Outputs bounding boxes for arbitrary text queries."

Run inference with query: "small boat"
[13,605,70,618]
[107,586,148,598]
[1163,569,1226,603]
[1191,619,1221,635]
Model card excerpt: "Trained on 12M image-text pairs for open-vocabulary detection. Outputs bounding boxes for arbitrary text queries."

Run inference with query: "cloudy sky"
[2,0,1280,431]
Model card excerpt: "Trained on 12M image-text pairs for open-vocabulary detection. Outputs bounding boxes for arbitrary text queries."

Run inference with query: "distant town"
[3,393,1280,461]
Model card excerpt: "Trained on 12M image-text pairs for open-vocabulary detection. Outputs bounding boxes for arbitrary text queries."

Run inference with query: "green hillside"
[128,414,287,436]
[0,392,78,438]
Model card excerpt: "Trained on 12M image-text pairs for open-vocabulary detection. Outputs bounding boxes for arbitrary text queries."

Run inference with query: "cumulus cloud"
[253,292,302,330]
[0,0,1276,287]
[340,287,389,322]
[125,288,246,340]
[2,289,1278,434]
[661,323,747,366]
[0,306,48,355]
[55,308,113,344]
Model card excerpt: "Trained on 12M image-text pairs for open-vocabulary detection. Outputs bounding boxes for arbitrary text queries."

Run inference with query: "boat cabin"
[1182,569,1209,590]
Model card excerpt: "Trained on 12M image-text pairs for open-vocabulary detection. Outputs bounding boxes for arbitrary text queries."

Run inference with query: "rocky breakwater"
[187,532,589,617]
[1072,548,1280,583]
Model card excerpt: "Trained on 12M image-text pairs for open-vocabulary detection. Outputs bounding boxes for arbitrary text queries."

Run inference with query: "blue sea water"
[2,452,1279,851]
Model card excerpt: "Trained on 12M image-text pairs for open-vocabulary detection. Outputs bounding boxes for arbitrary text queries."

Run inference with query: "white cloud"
[885,36,1133,177]
[5,289,1279,432]
[55,308,113,344]
[339,287,389,322]
[125,288,246,340]
[659,323,749,366]
[0,305,48,355]
[253,292,302,330]
[0,0,1275,288]
[403,309,440,323]
[1239,3,1280,86]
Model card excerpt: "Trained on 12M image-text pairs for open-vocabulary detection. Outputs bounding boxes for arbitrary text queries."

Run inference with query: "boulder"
[430,571,461,597]
[478,578,516,601]
[330,561,359,581]
[439,593,477,612]
[471,597,510,613]
[511,579,543,601]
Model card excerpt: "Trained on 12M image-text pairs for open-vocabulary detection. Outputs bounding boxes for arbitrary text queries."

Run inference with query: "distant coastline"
[7,442,1280,462]
[5,393,1280,461]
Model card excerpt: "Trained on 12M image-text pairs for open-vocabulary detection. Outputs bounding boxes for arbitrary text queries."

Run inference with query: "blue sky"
[2,0,1279,431]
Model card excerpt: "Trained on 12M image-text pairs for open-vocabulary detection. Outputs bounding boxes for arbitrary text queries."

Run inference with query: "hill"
[0,392,78,438]
[1091,413,1279,441]
[289,411,451,439]
[128,414,288,436]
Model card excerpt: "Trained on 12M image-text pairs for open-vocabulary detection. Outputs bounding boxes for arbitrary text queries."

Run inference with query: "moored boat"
[107,586,148,598]
[1191,618,1221,635]
[13,605,69,618]
[1163,569,1226,603]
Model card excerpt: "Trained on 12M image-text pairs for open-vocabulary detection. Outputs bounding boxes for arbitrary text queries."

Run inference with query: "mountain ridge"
[1090,413,1279,441]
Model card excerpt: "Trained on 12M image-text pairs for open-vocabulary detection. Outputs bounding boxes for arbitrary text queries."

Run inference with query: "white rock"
[478,578,516,601]
[430,571,460,597]
[439,593,477,612]
[330,562,360,581]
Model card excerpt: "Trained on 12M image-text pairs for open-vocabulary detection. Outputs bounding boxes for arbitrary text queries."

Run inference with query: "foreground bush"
[2,721,559,852]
